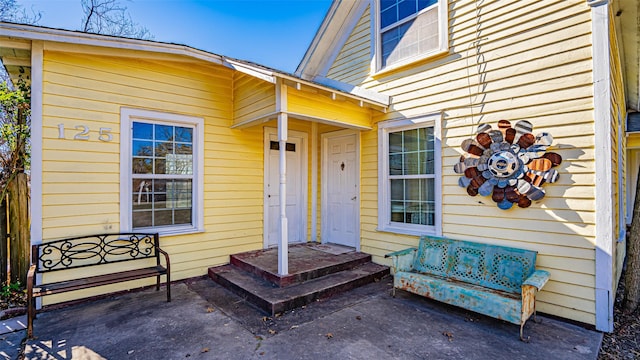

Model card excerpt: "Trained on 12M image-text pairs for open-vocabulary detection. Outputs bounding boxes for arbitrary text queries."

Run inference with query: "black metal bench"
[26,233,171,338]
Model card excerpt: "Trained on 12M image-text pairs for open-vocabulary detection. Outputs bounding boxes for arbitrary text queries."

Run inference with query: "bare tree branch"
[80,0,153,40]
[0,0,41,25]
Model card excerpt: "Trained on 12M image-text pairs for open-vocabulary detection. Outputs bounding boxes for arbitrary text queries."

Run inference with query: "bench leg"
[27,292,38,338]
[533,304,542,324]
[166,274,171,302]
[27,296,34,338]
[520,322,530,342]
[156,275,160,291]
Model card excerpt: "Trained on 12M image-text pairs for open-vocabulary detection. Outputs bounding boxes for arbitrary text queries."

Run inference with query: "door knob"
[351,196,357,200]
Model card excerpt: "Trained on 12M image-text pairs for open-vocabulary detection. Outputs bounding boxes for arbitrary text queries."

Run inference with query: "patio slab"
[21,276,602,360]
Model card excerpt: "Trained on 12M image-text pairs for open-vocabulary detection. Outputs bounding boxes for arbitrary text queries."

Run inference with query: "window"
[378,115,441,236]
[376,0,448,71]
[120,108,204,235]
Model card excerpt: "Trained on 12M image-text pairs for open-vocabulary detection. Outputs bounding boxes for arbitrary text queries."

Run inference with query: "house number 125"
[57,124,113,142]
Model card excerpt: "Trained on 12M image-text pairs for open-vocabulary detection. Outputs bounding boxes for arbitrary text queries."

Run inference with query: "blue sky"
[17,0,332,72]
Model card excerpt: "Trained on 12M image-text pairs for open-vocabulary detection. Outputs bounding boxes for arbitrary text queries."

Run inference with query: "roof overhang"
[225,58,389,109]
[295,0,368,81]
[0,22,389,110]
[614,0,640,111]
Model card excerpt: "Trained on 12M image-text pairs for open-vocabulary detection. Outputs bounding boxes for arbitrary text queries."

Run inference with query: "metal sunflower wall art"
[454,120,562,210]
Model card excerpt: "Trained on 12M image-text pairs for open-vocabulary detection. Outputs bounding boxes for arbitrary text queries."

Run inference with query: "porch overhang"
[227,58,388,131]
[231,111,374,131]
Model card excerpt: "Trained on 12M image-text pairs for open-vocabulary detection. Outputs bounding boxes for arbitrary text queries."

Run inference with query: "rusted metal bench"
[26,233,171,338]
[385,235,549,341]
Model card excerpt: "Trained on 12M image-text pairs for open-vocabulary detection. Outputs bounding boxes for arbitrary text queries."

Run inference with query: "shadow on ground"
[21,277,601,360]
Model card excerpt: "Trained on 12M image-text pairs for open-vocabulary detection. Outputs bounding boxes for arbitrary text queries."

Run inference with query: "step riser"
[270,269,389,315]
[230,254,372,287]
[208,268,273,314]
[209,264,390,316]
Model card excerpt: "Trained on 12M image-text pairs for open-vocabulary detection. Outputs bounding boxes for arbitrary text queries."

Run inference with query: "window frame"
[377,114,442,236]
[373,0,449,74]
[120,108,204,236]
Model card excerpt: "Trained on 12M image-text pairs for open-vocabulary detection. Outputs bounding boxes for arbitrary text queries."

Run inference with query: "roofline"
[295,0,341,78]
[226,58,389,107]
[0,22,226,65]
[0,21,389,108]
[295,0,368,81]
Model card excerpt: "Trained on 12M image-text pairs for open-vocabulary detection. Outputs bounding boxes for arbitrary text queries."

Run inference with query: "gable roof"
[295,0,368,81]
[0,21,390,107]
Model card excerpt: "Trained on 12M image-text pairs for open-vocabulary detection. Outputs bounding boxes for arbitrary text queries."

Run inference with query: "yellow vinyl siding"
[610,5,627,284]
[39,45,265,303]
[287,90,372,129]
[233,72,276,126]
[326,5,371,84]
[327,0,597,324]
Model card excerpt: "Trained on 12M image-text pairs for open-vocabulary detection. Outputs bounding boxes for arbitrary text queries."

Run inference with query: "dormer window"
[377,0,448,71]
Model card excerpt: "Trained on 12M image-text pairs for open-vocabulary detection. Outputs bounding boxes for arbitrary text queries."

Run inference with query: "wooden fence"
[1,173,30,286]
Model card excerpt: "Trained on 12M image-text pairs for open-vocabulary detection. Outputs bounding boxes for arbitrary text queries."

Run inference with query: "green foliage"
[0,78,30,199]
[0,281,22,298]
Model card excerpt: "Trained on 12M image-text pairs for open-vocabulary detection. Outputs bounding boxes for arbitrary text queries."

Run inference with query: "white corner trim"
[592,2,614,332]
[119,108,205,235]
[30,40,43,246]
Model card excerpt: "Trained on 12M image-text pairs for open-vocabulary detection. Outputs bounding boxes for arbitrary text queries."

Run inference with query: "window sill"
[373,48,450,78]
[131,227,205,238]
[376,225,439,237]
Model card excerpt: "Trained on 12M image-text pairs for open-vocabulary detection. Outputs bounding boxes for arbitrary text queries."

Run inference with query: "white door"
[265,130,307,247]
[322,131,359,248]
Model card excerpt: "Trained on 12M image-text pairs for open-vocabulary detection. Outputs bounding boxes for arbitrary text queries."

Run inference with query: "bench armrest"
[156,247,171,270]
[27,264,36,292]
[385,248,417,273]
[522,269,550,291]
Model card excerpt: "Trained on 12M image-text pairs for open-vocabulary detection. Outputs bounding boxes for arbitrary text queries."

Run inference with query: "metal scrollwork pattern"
[38,234,156,272]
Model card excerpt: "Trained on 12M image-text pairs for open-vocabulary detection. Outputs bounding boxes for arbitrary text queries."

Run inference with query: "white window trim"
[371,0,448,74]
[120,108,205,236]
[377,114,442,237]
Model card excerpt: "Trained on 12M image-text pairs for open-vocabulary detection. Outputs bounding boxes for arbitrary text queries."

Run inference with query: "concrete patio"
[5,276,602,359]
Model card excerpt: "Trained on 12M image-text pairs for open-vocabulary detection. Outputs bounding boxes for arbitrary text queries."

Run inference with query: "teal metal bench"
[385,236,549,341]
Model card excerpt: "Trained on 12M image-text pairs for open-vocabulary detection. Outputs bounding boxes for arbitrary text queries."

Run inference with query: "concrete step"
[208,262,389,315]
[230,244,372,287]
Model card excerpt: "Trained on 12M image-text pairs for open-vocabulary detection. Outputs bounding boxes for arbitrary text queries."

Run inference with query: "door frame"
[321,129,360,251]
[263,127,309,248]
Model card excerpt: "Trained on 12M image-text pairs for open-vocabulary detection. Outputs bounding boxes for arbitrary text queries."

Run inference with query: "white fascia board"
[312,75,391,106]
[296,0,368,80]
[0,23,224,65]
[590,0,614,333]
[275,73,388,109]
[296,0,342,78]
[315,0,369,79]
[223,58,275,84]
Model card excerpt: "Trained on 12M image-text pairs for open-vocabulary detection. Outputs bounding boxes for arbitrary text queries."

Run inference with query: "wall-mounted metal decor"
[454,120,562,210]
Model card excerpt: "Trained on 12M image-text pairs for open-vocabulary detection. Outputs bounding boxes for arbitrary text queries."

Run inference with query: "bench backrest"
[413,236,537,294]
[32,233,160,273]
